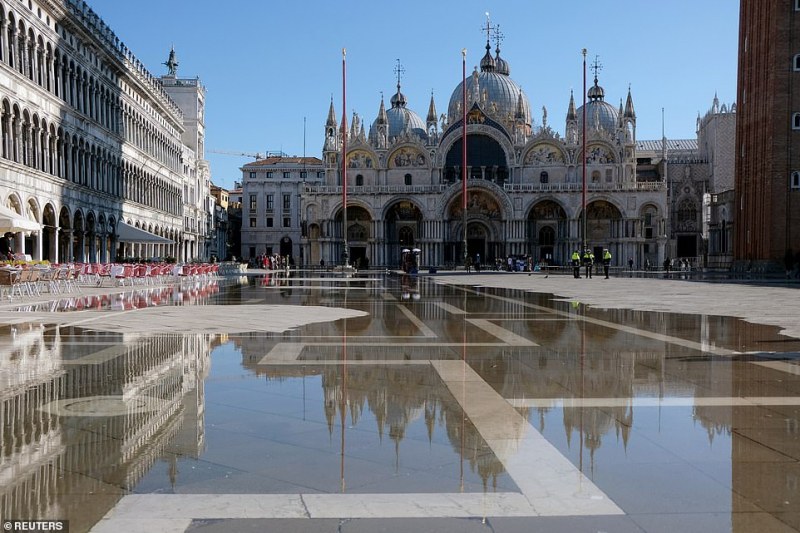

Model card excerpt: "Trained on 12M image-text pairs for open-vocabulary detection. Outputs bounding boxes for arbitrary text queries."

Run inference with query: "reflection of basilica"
[0,325,212,529]
[303,21,735,269]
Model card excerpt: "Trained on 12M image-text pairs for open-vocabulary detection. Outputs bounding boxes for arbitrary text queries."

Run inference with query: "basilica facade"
[302,36,670,270]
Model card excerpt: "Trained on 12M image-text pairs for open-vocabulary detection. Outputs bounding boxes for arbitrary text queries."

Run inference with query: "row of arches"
[5,192,179,263]
[0,2,182,173]
[304,187,665,268]
[0,97,182,215]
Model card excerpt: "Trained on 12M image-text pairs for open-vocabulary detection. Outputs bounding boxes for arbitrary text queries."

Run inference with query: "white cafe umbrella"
[0,204,40,233]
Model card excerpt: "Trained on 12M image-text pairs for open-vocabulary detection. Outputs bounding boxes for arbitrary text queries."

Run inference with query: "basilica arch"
[527,199,568,263]
[574,199,624,263]
[443,187,506,264]
[441,129,514,186]
[334,204,373,268]
[383,199,424,268]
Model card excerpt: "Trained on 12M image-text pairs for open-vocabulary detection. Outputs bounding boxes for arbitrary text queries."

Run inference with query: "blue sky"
[88,0,739,191]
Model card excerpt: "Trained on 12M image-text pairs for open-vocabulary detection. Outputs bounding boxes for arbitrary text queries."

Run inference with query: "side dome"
[576,78,618,133]
[370,87,427,143]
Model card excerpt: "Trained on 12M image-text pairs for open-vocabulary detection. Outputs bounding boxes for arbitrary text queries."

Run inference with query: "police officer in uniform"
[571,250,581,278]
[582,249,594,279]
[602,248,612,279]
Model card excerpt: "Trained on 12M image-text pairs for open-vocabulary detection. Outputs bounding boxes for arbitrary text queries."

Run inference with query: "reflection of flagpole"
[462,49,468,267]
[340,290,348,491]
[342,48,349,267]
[581,48,587,252]
[460,285,467,492]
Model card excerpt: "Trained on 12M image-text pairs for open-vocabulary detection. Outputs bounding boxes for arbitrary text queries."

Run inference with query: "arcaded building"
[0,0,212,263]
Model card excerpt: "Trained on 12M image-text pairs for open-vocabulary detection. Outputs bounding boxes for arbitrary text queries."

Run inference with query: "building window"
[796,0,800,10]
[795,54,800,71]
[300,171,307,179]
[605,169,613,182]
[405,173,412,185]
[283,194,291,210]
[355,174,364,186]
[266,194,274,210]
[249,194,257,210]
[539,171,548,183]
[793,113,800,130]
[283,172,290,179]
[249,171,256,179]
[266,171,273,178]
[283,217,291,227]
[266,218,273,227]
[591,170,600,183]
[249,247,256,258]
[249,217,256,227]
[792,171,800,190]
[318,171,324,179]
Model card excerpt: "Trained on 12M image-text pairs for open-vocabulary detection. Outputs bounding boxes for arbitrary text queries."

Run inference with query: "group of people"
[257,253,292,271]
[571,248,613,279]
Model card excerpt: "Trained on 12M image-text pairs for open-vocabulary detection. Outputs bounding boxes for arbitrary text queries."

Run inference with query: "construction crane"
[208,149,265,160]
[208,149,290,160]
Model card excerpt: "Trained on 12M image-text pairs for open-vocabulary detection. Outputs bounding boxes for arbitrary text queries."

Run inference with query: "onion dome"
[494,48,510,76]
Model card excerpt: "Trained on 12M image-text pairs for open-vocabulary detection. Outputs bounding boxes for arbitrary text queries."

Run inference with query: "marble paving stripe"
[91,493,537,527]
[90,518,192,533]
[260,360,433,366]
[257,344,508,365]
[395,304,437,337]
[508,396,800,409]
[380,292,397,300]
[460,286,739,356]
[752,360,800,376]
[258,342,305,363]
[432,301,467,315]
[432,360,623,517]
[466,319,538,346]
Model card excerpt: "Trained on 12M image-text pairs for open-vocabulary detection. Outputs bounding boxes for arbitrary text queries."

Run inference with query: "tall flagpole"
[342,48,349,267]
[462,48,468,268]
[581,48,587,254]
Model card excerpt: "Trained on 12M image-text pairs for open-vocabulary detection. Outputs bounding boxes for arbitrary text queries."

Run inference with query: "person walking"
[628,257,634,271]
[571,250,581,278]
[582,249,594,279]
[602,248,612,279]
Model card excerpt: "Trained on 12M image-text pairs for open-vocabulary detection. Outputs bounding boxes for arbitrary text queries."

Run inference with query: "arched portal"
[279,236,292,258]
[335,205,372,267]
[527,199,567,263]
[582,200,623,260]
[385,200,423,268]
[445,189,503,264]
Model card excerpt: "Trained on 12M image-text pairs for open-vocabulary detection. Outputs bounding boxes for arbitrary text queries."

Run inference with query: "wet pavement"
[0,270,799,533]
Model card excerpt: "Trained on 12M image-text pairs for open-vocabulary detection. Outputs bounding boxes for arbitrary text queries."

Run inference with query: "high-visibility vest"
[603,251,612,261]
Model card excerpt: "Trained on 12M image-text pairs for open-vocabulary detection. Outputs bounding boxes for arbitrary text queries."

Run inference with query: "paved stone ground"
[428,272,800,340]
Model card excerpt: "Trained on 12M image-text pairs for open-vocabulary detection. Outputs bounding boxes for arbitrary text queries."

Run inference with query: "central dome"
[446,42,531,127]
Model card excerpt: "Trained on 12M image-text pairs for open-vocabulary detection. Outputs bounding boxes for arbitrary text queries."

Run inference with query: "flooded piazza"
[0,271,799,533]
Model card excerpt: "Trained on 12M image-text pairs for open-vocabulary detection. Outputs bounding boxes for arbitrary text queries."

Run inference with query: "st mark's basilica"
[296,24,734,270]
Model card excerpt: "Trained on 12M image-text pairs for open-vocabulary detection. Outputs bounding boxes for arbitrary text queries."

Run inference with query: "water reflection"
[1,274,800,531]
[0,324,212,532]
